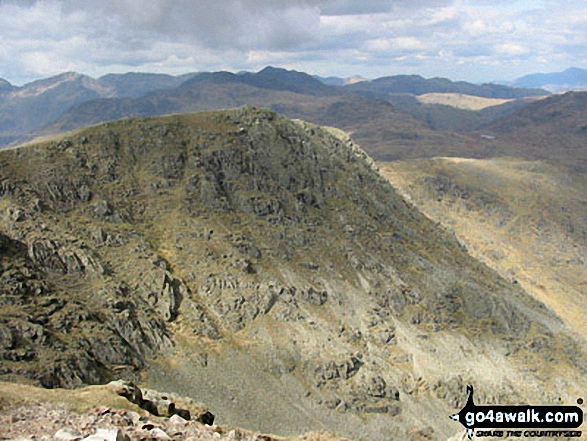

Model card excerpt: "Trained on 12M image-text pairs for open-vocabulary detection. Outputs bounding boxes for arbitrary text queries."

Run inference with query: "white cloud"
[364,37,425,53]
[496,43,530,56]
[0,0,586,84]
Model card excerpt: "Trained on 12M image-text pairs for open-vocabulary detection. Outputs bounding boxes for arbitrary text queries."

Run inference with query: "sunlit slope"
[381,158,587,340]
[416,93,514,111]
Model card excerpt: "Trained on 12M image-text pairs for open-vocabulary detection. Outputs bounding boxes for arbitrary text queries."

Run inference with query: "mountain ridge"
[485,91,587,171]
[345,74,548,99]
[0,67,551,153]
[511,67,587,92]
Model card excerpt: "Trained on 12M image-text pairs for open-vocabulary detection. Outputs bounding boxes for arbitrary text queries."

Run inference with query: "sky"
[0,0,586,85]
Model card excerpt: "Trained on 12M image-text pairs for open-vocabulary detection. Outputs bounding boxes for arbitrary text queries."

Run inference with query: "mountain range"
[509,67,587,92]
[1,67,549,156]
[0,71,195,146]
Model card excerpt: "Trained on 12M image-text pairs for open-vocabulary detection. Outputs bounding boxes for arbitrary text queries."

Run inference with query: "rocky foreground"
[0,381,347,441]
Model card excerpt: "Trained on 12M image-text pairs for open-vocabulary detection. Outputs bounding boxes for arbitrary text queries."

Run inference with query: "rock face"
[0,107,585,440]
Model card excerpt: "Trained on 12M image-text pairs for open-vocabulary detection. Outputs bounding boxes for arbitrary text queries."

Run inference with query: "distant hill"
[0,71,199,146]
[235,66,337,96]
[485,91,587,171]
[314,75,367,86]
[346,74,548,99]
[0,78,14,94]
[1,67,563,163]
[0,72,106,146]
[97,72,196,98]
[511,67,587,92]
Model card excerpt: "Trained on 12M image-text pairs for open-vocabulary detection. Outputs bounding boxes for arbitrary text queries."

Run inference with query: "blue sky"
[0,0,585,85]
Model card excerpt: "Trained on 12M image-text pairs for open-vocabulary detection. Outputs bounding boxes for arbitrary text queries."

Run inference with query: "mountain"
[314,75,367,86]
[0,71,199,147]
[381,157,587,340]
[485,91,587,171]
[236,66,337,96]
[345,74,548,99]
[0,72,108,146]
[1,67,562,166]
[97,72,197,98]
[1,107,585,439]
[1,67,553,155]
[511,67,587,92]
[0,78,14,94]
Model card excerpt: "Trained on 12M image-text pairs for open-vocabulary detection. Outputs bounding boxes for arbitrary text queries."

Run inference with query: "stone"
[197,411,215,426]
[169,414,188,426]
[81,429,129,441]
[93,200,113,217]
[126,410,142,425]
[54,428,83,440]
[149,428,172,440]
[108,380,143,405]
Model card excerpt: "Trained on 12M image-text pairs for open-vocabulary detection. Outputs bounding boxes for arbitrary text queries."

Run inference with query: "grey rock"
[81,429,129,441]
[168,413,188,426]
[54,428,83,440]
[107,380,143,405]
[149,428,171,440]
[93,200,113,217]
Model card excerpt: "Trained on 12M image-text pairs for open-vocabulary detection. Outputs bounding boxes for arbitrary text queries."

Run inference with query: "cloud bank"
[0,0,585,84]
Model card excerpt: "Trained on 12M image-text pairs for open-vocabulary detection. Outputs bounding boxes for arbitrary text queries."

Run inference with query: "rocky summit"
[0,107,585,440]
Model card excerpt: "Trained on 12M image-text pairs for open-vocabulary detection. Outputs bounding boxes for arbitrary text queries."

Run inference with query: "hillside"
[0,78,14,93]
[345,74,548,99]
[381,158,587,342]
[415,93,514,111]
[96,72,195,98]
[0,380,349,441]
[485,91,587,171]
[0,73,105,146]
[1,108,585,440]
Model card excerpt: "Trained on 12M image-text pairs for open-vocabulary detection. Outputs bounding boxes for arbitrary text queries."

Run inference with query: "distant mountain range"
[1,67,551,161]
[509,67,587,92]
[6,66,587,170]
[0,71,196,146]
[344,74,546,99]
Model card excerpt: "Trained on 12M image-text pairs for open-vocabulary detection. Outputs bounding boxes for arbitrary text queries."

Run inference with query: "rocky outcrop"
[0,229,172,388]
[107,380,213,424]
[27,237,104,275]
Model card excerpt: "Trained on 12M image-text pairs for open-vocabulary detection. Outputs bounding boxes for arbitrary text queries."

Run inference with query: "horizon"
[2,0,587,86]
[2,64,585,88]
